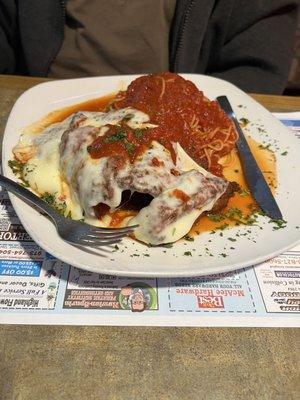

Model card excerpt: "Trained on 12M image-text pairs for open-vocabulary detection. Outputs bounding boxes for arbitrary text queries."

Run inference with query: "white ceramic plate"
[2,74,300,277]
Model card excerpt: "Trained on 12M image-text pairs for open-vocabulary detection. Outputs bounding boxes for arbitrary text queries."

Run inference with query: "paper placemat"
[0,114,299,326]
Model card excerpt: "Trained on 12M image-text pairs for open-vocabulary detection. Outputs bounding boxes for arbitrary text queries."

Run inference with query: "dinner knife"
[216,95,283,220]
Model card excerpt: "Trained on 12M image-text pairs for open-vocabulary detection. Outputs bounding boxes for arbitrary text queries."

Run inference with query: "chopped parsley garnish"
[8,159,30,187]
[123,113,134,121]
[134,128,144,139]
[104,130,126,143]
[269,219,287,230]
[218,223,229,231]
[224,207,243,221]
[123,140,136,154]
[41,192,55,203]
[97,126,137,156]
[208,205,265,234]
[150,242,173,248]
[259,143,271,150]
[281,151,288,156]
[228,237,237,242]
[94,127,137,155]
[239,188,250,197]
[239,117,250,126]
[162,243,173,248]
[257,127,266,133]
[184,251,192,256]
[245,215,259,226]
[184,235,194,242]
[40,192,67,216]
[66,211,72,219]
[207,213,224,222]
[8,159,24,175]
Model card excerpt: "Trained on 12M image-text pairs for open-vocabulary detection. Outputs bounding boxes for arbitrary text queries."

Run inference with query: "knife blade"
[216,95,282,220]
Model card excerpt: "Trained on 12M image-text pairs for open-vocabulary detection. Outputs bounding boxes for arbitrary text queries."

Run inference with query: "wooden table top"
[0,75,299,400]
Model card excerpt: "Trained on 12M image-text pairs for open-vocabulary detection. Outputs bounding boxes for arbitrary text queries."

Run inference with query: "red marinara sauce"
[88,72,237,176]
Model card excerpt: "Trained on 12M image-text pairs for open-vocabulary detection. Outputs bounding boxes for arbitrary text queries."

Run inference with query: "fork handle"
[0,174,63,224]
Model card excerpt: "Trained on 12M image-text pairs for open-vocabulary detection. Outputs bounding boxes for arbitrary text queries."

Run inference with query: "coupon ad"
[254,252,300,313]
[63,266,158,312]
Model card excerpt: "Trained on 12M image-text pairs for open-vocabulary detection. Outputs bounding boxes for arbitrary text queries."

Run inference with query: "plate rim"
[2,73,300,277]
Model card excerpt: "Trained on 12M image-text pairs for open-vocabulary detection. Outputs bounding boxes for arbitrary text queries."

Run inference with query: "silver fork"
[0,174,137,247]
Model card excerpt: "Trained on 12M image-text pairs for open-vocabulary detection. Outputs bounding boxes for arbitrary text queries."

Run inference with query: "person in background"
[0,0,298,94]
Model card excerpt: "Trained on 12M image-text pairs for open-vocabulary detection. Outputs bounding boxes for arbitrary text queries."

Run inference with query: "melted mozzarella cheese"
[14,106,230,243]
[129,170,228,245]
[125,141,179,196]
[21,119,71,195]
[79,107,157,130]
[15,107,151,221]
[174,142,212,177]
[14,117,85,219]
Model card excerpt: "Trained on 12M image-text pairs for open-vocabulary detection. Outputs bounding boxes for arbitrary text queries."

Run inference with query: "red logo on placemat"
[197,295,224,309]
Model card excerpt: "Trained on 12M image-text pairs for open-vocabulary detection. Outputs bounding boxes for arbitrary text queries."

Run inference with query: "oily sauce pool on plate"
[192,138,277,234]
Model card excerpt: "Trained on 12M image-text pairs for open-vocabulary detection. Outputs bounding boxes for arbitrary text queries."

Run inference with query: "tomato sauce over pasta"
[88,72,238,176]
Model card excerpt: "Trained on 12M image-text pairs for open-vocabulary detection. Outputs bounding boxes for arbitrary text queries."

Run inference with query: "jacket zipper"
[173,0,195,72]
[45,0,66,76]
[60,0,66,22]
